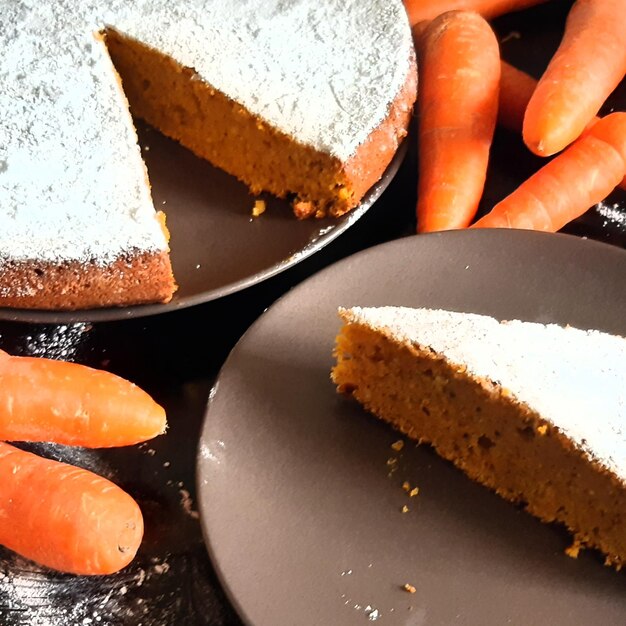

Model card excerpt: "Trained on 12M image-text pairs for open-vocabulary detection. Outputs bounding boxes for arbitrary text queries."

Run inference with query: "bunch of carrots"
[0,349,166,575]
[405,0,626,232]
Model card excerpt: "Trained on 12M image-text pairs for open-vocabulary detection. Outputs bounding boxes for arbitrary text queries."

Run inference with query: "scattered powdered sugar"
[366,606,381,621]
[178,488,199,520]
[18,323,92,361]
[596,201,626,229]
[338,567,385,621]
[137,444,202,520]
[0,550,176,625]
[339,594,382,621]
[199,438,225,465]
[150,561,170,576]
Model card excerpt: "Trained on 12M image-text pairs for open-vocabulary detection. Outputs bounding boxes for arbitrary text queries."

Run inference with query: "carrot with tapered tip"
[497,60,626,190]
[523,0,626,157]
[473,113,626,231]
[0,350,166,447]
[416,11,500,232]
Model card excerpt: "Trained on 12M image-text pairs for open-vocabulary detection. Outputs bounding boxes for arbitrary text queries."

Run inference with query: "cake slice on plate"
[332,306,626,567]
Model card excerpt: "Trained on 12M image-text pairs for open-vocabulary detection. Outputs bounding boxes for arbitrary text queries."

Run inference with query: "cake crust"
[0,252,175,310]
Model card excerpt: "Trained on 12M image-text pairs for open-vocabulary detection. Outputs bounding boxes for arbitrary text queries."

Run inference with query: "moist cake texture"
[1,0,415,309]
[332,306,626,567]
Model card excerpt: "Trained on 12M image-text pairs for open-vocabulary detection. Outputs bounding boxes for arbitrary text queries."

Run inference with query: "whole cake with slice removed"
[332,306,626,568]
[1,0,416,310]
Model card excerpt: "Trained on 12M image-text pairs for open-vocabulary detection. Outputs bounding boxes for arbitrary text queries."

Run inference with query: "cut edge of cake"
[104,27,417,219]
[331,306,626,569]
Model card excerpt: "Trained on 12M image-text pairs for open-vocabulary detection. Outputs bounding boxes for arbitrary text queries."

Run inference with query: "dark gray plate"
[0,122,405,324]
[198,229,626,626]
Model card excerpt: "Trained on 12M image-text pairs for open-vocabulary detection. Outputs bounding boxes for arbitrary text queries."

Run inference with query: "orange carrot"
[523,0,626,157]
[498,60,626,189]
[403,0,548,26]
[498,60,539,132]
[416,11,500,232]
[0,350,166,447]
[0,441,143,574]
[473,113,626,231]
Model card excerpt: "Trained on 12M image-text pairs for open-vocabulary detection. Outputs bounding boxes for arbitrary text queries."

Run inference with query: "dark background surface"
[0,1,625,624]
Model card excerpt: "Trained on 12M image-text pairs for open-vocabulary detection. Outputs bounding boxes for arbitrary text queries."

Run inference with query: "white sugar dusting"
[341,307,626,480]
[178,488,199,520]
[0,551,173,624]
[20,323,92,361]
[200,438,225,465]
[1,2,167,265]
[1,0,412,265]
[114,0,413,161]
[596,201,626,228]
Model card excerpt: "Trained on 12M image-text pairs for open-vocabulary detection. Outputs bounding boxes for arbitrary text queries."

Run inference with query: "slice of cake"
[331,306,626,568]
[1,1,416,310]
[0,10,176,310]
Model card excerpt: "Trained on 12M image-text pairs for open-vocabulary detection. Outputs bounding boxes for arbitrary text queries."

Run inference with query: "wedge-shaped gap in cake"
[101,27,365,218]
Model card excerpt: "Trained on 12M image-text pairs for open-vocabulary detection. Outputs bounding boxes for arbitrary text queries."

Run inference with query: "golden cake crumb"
[293,200,315,219]
[604,555,623,571]
[409,487,419,497]
[403,583,417,594]
[251,199,266,217]
[537,424,548,436]
[402,481,411,492]
[155,210,171,241]
[391,439,404,451]
[565,541,582,559]
[401,505,409,513]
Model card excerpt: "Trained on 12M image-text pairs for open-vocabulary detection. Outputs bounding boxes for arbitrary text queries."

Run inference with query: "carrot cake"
[0,1,416,310]
[332,306,626,567]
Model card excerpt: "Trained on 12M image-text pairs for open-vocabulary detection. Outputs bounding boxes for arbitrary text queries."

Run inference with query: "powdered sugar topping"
[1,0,412,265]
[341,306,626,480]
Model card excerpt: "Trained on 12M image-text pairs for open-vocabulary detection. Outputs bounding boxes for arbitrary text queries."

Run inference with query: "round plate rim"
[196,229,626,626]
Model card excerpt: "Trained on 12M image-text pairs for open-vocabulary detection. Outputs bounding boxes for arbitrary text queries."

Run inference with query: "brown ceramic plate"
[198,230,626,626]
[0,122,406,324]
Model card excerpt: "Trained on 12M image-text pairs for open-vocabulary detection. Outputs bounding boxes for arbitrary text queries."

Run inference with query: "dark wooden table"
[0,2,625,624]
